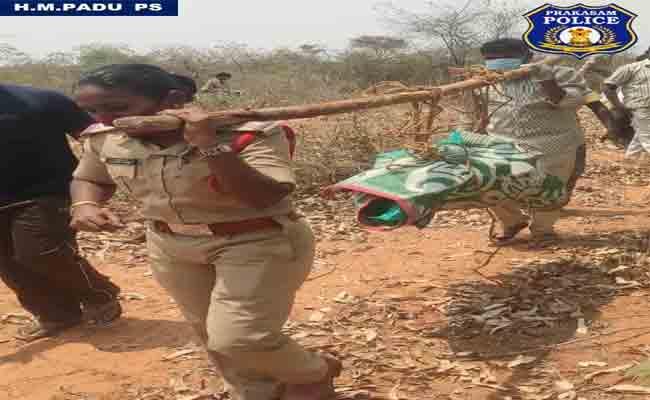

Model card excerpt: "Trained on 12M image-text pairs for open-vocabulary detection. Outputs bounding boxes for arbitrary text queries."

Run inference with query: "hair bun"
[169,73,197,101]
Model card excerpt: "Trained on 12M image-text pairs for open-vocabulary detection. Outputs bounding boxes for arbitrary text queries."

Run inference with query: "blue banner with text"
[0,1,178,16]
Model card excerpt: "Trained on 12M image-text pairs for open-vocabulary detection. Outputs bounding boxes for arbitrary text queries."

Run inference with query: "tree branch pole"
[106,56,563,134]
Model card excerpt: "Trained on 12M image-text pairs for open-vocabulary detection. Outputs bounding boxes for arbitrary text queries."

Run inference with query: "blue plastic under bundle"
[366,201,407,225]
[365,149,412,225]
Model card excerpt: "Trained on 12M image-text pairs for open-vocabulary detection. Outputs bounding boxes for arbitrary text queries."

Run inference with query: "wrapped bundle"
[328,131,567,230]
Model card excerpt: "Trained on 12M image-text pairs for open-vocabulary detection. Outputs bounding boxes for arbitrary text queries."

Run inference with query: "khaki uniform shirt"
[483,65,587,155]
[604,59,650,110]
[73,122,296,224]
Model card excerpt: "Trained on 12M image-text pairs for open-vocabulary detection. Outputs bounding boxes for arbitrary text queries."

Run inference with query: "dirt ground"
[2,111,650,400]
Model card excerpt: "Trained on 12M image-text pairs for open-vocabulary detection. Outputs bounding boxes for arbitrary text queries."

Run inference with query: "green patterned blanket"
[329,131,567,230]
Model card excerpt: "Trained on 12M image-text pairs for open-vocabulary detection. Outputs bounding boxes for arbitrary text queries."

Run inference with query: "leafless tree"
[482,0,529,40]
[44,51,77,66]
[0,43,31,65]
[146,45,212,78]
[349,35,408,59]
[299,44,328,57]
[211,42,259,76]
[375,0,528,65]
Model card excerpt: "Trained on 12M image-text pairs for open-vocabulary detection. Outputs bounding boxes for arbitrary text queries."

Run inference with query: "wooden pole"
[104,56,563,134]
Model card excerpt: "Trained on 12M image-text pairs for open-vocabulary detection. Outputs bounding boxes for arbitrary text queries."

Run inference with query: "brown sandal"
[281,353,342,400]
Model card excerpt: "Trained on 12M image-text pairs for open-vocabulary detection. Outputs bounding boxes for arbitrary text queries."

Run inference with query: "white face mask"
[485,58,523,71]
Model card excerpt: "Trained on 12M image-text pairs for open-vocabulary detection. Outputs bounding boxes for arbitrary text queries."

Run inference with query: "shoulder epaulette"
[80,123,119,138]
[229,121,282,136]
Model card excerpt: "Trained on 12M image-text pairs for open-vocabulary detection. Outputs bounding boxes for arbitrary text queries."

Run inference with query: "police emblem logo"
[523,3,637,59]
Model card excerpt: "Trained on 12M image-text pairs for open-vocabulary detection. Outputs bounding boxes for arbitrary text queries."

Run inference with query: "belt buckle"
[151,221,171,234]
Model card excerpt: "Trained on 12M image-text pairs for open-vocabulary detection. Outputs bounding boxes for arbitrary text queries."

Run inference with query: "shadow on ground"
[444,253,646,400]
[0,317,193,365]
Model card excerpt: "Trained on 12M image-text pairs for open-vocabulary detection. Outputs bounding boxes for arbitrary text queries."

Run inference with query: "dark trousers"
[566,144,586,198]
[0,196,120,323]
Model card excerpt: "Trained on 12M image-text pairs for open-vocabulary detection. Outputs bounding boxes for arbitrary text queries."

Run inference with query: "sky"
[0,0,648,57]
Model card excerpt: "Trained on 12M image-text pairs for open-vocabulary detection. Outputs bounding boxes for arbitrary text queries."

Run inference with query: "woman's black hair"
[169,73,197,101]
[78,63,196,101]
[480,38,531,57]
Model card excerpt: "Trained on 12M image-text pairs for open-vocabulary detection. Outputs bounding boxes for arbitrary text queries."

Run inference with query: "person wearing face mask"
[478,39,589,245]
[0,84,122,342]
[70,64,341,400]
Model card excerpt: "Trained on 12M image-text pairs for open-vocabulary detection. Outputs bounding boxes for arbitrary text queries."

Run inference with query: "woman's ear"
[161,89,186,109]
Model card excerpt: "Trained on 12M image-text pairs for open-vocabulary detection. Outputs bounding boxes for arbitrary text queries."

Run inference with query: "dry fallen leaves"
[625,359,650,385]
[577,361,608,368]
[558,391,577,400]
[121,292,147,301]
[364,329,379,343]
[554,380,574,394]
[606,384,650,394]
[0,313,32,325]
[584,364,634,381]
[508,355,537,368]
[163,349,198,362]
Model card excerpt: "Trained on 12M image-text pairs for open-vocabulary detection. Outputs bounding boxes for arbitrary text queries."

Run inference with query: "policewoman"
[70,64,340,400]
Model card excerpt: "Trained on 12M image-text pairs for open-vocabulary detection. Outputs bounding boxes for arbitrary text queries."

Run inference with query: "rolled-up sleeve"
[238,127,295,185]
[73,138,115,185]
[604,64,634,87]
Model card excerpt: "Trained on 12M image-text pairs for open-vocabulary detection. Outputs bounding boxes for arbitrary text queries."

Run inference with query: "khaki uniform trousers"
[146,216,327,400]
[489,150,577,236]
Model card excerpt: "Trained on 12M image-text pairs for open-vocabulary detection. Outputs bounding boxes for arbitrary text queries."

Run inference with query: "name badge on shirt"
[105,158,138,179]
[105,158,138,166]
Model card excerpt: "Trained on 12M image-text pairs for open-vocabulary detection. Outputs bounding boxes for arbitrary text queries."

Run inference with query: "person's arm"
[203,152,293,209]
[164,109,294,210]
[69,180,122,232]
[70,179,116,204]
[537,66,589,108]
[604,64,634,117]
[70,138,123,231]
[580,54,610,76]
[603,84,627,117]
[528,63,567,104]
